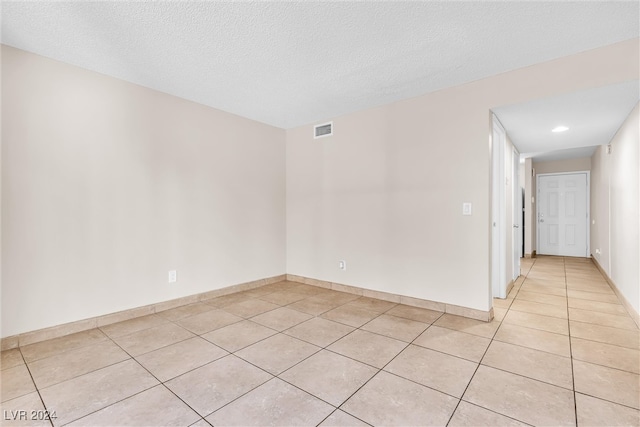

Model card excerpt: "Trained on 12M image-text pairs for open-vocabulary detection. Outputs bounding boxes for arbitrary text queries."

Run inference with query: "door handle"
[540,219,544,223]
[513,225,519,228]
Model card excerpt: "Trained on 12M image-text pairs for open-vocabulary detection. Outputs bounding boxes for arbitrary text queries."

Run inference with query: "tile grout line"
[445,259,531,427]
[564,257,580,427]
[15,347,55,427]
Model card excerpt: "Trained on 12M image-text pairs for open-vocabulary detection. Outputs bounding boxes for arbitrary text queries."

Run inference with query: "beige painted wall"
[591,103,639,313]
[286,38,639,312]
[1,46,286,337]
[533,157,591,174]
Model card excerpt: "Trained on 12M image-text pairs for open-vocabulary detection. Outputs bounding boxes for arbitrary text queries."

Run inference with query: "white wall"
[1,46,287,337]
[286,39,639,312]
[591,103,639,314]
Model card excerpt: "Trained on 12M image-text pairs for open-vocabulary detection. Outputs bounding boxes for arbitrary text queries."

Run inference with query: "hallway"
[1,257,638,426]
[486,256,639,425]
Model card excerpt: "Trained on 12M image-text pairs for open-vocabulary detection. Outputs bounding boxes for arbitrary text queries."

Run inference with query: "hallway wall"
[591,103,640,315]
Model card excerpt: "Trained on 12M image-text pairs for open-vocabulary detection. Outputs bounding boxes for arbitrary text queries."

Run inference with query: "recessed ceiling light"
[552,126,569,133]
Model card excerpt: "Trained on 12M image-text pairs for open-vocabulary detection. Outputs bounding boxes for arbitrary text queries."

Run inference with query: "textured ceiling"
[494,81,640,162]
[2,1,639,129]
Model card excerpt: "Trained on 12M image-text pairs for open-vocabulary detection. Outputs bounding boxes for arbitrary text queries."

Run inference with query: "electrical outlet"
[338,260,347,271]
[168,270,177,283]
[462,202,472,216]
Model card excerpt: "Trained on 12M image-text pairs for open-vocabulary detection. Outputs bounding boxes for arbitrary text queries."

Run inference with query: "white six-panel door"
[537,173,588,257]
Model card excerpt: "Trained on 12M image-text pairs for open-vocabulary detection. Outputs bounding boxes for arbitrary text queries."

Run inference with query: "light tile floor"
[1,257,639,426]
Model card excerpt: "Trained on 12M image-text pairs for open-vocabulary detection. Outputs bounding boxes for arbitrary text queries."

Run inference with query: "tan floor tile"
[527,273,566,282]
[28,340,129,389]
[100,314,169,338]
[385,344,477,397]
[201,320,277,352]
[568,298,629,316]
[112,322,194,356]
[344,297,396,313]
[20,329,108,362]
[280,350,377,406]
[448,401,528,426]
[414,325,490,362]
[327,330,406,368]
[317,291,361,305]
[287,297,342,316]
[320,305,380,328]
[342,371,458,426]
[189,419,212,427]
[222,299,280,318]
[494,323,570,357]
[165,355,271,417]
[569,308,638,330]
[502,310,569,335]
[434,314,500,339]
[385,304,443,324]
[206,378,333,426]
[319,410,370,427]
[516,291,567,307]
[250,307,313,331]
[571,337,639,374]
[236,334,319,375]
[481,340,573,389]
[510,299,568,319]
[67,385,200,426]
[493,307,507,321]
[289,284,329,296]
[135,337,228,382]
[175,309,243,335]
[361,314,428,342]
[0,365,36,403]
[236,287,275,298]
[492,298,512,309]
[1,349,24,371]
[520,282,567,296]
[570,321,640,349]
[573,360,640,409]
[261,281,300,292]
[39,359,159,426]
[0,392,49,427]
[202,293,252,308]
[463,365,575,426]
[521,277,566,289]
[257,290,307,305]
[567,282,615,294]
[284,317,354,347]
[575,392,640,426]
[156,303,215,321]
[568,289,621,304]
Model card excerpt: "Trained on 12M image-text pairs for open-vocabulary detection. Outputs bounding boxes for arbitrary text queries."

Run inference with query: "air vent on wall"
[314,122,333,139]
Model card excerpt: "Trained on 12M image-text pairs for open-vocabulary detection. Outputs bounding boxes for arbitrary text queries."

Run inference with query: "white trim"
[313,121,333,139]
[512,146,521,280]
[536,171,590,257]
[491,115,507,298]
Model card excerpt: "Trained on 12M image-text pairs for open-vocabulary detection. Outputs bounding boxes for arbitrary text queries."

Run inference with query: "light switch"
[462,202,472,216]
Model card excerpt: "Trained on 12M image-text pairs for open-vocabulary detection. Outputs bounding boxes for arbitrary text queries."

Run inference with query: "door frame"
[512,147,521,280]
[536,171,591,257]
[491,115,507,299]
